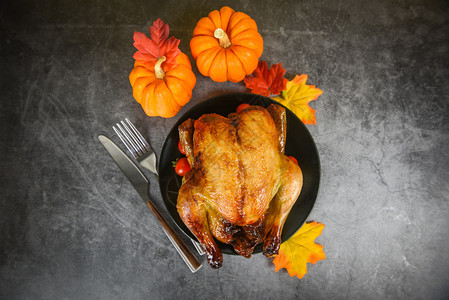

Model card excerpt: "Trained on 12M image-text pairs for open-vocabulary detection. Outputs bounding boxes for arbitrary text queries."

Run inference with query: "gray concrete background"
[1,0,448,299]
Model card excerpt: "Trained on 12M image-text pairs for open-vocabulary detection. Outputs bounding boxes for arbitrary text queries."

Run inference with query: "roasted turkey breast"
[177,104,303,268]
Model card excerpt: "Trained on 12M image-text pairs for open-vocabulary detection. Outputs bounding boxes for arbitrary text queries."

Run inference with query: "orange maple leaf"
[273,221,325,279]
[271,74,323,125]
[132,19,181,71]
[244,60,288,97]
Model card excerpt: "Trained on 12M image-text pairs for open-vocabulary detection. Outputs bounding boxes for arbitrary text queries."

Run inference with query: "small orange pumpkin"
[129,19,197,118]
[129,52,196,118]
[129,53,196,118]
[190,6,264,83]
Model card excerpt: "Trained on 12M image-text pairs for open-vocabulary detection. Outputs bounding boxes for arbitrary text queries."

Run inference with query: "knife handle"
[145,201,202,273]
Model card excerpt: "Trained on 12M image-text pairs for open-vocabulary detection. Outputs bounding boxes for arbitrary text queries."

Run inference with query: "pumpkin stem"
[155,56,166,79]
[214,28,231,48]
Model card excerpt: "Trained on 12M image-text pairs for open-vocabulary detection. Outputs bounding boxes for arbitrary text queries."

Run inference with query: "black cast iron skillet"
[158,93,320,255]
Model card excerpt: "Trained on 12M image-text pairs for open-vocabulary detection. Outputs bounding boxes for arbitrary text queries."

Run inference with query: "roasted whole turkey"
[176,104,303,268]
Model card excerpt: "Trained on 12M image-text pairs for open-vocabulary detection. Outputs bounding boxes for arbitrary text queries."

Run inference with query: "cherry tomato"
[178,141,186,155]
[236,103,251,113]
[175,157,191,176]
[288,156,298,165]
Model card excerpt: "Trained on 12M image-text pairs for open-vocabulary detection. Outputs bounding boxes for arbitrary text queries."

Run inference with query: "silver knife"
[98,134,202,273]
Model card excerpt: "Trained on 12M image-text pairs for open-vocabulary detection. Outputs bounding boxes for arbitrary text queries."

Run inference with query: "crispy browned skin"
[177,104,303,268]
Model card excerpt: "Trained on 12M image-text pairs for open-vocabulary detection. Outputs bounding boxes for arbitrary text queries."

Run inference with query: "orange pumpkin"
[129,52,196,118]
[190,6,264,83]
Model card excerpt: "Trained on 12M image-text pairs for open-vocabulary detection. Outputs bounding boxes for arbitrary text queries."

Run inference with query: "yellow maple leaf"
[273,221,325,279]
[271,74,323,125]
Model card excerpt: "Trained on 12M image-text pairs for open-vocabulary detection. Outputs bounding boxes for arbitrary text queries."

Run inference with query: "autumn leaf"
[271,74,323,125]
[273,221,325,279]
[244,60,288,97]
[132,18,181,71]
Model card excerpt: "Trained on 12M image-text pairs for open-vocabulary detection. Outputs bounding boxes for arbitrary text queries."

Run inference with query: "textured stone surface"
[1,0,449,299]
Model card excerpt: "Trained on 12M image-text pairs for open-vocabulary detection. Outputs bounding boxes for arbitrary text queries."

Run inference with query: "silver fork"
[113,118,205,256]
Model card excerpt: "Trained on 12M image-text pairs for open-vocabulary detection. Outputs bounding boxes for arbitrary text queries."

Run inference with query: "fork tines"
[113,118,151,159]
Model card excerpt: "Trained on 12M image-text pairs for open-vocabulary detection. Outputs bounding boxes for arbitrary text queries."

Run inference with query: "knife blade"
[98,134,202,273]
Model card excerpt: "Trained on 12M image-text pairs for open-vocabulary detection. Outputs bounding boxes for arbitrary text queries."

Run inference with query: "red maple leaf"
[132,19,181,71]
[244,60,288,97]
